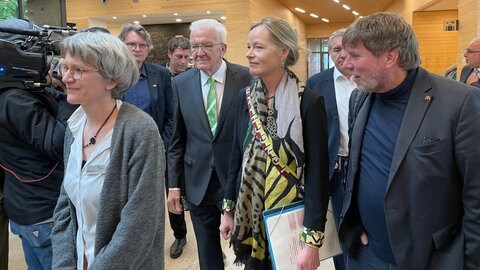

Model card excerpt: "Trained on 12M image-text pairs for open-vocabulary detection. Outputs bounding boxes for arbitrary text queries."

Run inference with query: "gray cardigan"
[52,103,165,270]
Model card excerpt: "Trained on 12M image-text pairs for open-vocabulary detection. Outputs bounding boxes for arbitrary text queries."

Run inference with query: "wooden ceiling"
[278,0,396,24]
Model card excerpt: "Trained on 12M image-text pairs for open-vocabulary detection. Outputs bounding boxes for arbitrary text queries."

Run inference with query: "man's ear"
[385,49,399,69]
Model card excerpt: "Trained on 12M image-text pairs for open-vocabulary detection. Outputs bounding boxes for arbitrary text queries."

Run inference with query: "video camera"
[0,18,77,90]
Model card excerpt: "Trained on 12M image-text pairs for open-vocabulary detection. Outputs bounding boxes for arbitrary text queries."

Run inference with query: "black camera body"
[0,38,46,89]
[0,19,76,90]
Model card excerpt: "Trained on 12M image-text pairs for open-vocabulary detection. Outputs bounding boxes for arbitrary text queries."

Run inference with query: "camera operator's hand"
[47,59,66,91]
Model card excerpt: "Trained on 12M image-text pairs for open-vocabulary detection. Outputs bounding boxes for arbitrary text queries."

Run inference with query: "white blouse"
[63,100,122,270]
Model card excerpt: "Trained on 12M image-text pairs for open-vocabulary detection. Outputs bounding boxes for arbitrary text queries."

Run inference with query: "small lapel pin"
[152,84,157,88]
[424,95,432,103]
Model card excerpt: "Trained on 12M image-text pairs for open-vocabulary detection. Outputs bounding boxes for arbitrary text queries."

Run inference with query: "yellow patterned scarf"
[231,70,305,269]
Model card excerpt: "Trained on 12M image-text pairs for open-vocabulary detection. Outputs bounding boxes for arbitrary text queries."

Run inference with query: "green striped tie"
[206,77,217,135]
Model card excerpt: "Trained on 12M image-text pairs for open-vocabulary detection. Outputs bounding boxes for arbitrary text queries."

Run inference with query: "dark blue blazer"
[143,62,174,149]
[306,68,339,180]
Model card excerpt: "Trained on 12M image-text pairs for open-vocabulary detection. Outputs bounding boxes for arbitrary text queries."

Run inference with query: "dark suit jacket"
[339,68,480,269]
[224,87,330,231]
[306,68,340,180]
[460,65,480,88]
[168,61,251,206]
[143,62,174,148]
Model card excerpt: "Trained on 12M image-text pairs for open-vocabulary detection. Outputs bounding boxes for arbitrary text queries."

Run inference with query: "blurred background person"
[167,19,251,270]
[220,17,329,270]
[460,37,480,87]
[51,32,165,269]
[167,36,191,77]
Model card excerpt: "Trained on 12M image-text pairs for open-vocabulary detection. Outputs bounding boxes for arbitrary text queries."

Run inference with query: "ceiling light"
[342,4,350,10]
[133,21,140,24]
[352,11,359,16]
[310,13,319,19]
[112,16,117,19]
[206,11,211,14]
[142,14,147,18]
[321,18,330,23]
[173,13,178,16]
[175,18,182,22]
[295,7,305,13]
[220,16,226,20]
[333,0,340,3]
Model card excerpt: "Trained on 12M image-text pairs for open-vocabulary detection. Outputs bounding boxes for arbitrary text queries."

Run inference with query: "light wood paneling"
[385,0,434,23]
[413,10,458,75]
[306,23,351,39]
[66,0,250,66]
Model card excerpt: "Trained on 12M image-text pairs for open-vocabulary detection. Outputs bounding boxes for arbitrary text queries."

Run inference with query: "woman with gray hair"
[51,32,165,269]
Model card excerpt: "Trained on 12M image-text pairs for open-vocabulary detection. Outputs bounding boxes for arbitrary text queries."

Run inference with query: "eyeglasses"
[190,43,223,52]
[58,64,99,80]
[126,42,148,50]
[464,49,480,54]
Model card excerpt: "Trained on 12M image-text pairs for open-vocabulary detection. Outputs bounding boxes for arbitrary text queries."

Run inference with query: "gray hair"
[60,32,139,99]
[189,19,226,44]
[167,36,190,53]
[343,12,421,70]
[327,28,346,51]
[118,23,154,52]
[250,17,299,67]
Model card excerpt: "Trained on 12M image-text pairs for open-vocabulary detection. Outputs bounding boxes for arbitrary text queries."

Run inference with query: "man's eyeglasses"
[190,43,223,52]
[58,64,99,80]
[464,49,480,54]
[126,42,148,50]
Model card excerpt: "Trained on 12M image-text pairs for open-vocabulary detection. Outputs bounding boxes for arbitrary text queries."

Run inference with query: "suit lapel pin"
[424,95,432,103]
[152,84,157,88]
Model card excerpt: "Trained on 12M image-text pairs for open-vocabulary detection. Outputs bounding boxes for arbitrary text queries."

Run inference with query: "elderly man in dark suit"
[460,37,480,88]
[340,12,480,269]
[167,19,251,270]
[306,28,355,270]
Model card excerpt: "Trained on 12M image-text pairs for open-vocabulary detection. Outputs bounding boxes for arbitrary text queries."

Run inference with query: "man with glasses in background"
[167,19,250,269]
[460,37,480,87]
[119,23,174,259]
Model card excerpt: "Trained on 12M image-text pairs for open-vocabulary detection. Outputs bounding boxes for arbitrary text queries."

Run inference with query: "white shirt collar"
[200,60,227,86]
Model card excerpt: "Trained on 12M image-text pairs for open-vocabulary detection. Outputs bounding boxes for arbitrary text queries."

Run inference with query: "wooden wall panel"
[66,0,251,66]
[306,22,351,39]
[385,0,433,23]
[413,10,458,75]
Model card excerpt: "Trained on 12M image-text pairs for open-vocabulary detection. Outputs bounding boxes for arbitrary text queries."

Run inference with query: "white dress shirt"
[333,67,356,157]
[200,60,227,115]
[63,100,122,270]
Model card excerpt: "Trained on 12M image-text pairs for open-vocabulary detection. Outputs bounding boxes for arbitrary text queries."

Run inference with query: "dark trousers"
[165,170,187,239]
[330,156,348,270]
[0,203,8,270]
[347,244,397,270]
[189,171,224,270]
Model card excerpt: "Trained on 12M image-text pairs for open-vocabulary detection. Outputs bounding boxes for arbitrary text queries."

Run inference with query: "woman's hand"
[219,211,234,240]
[296,245,320,270]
